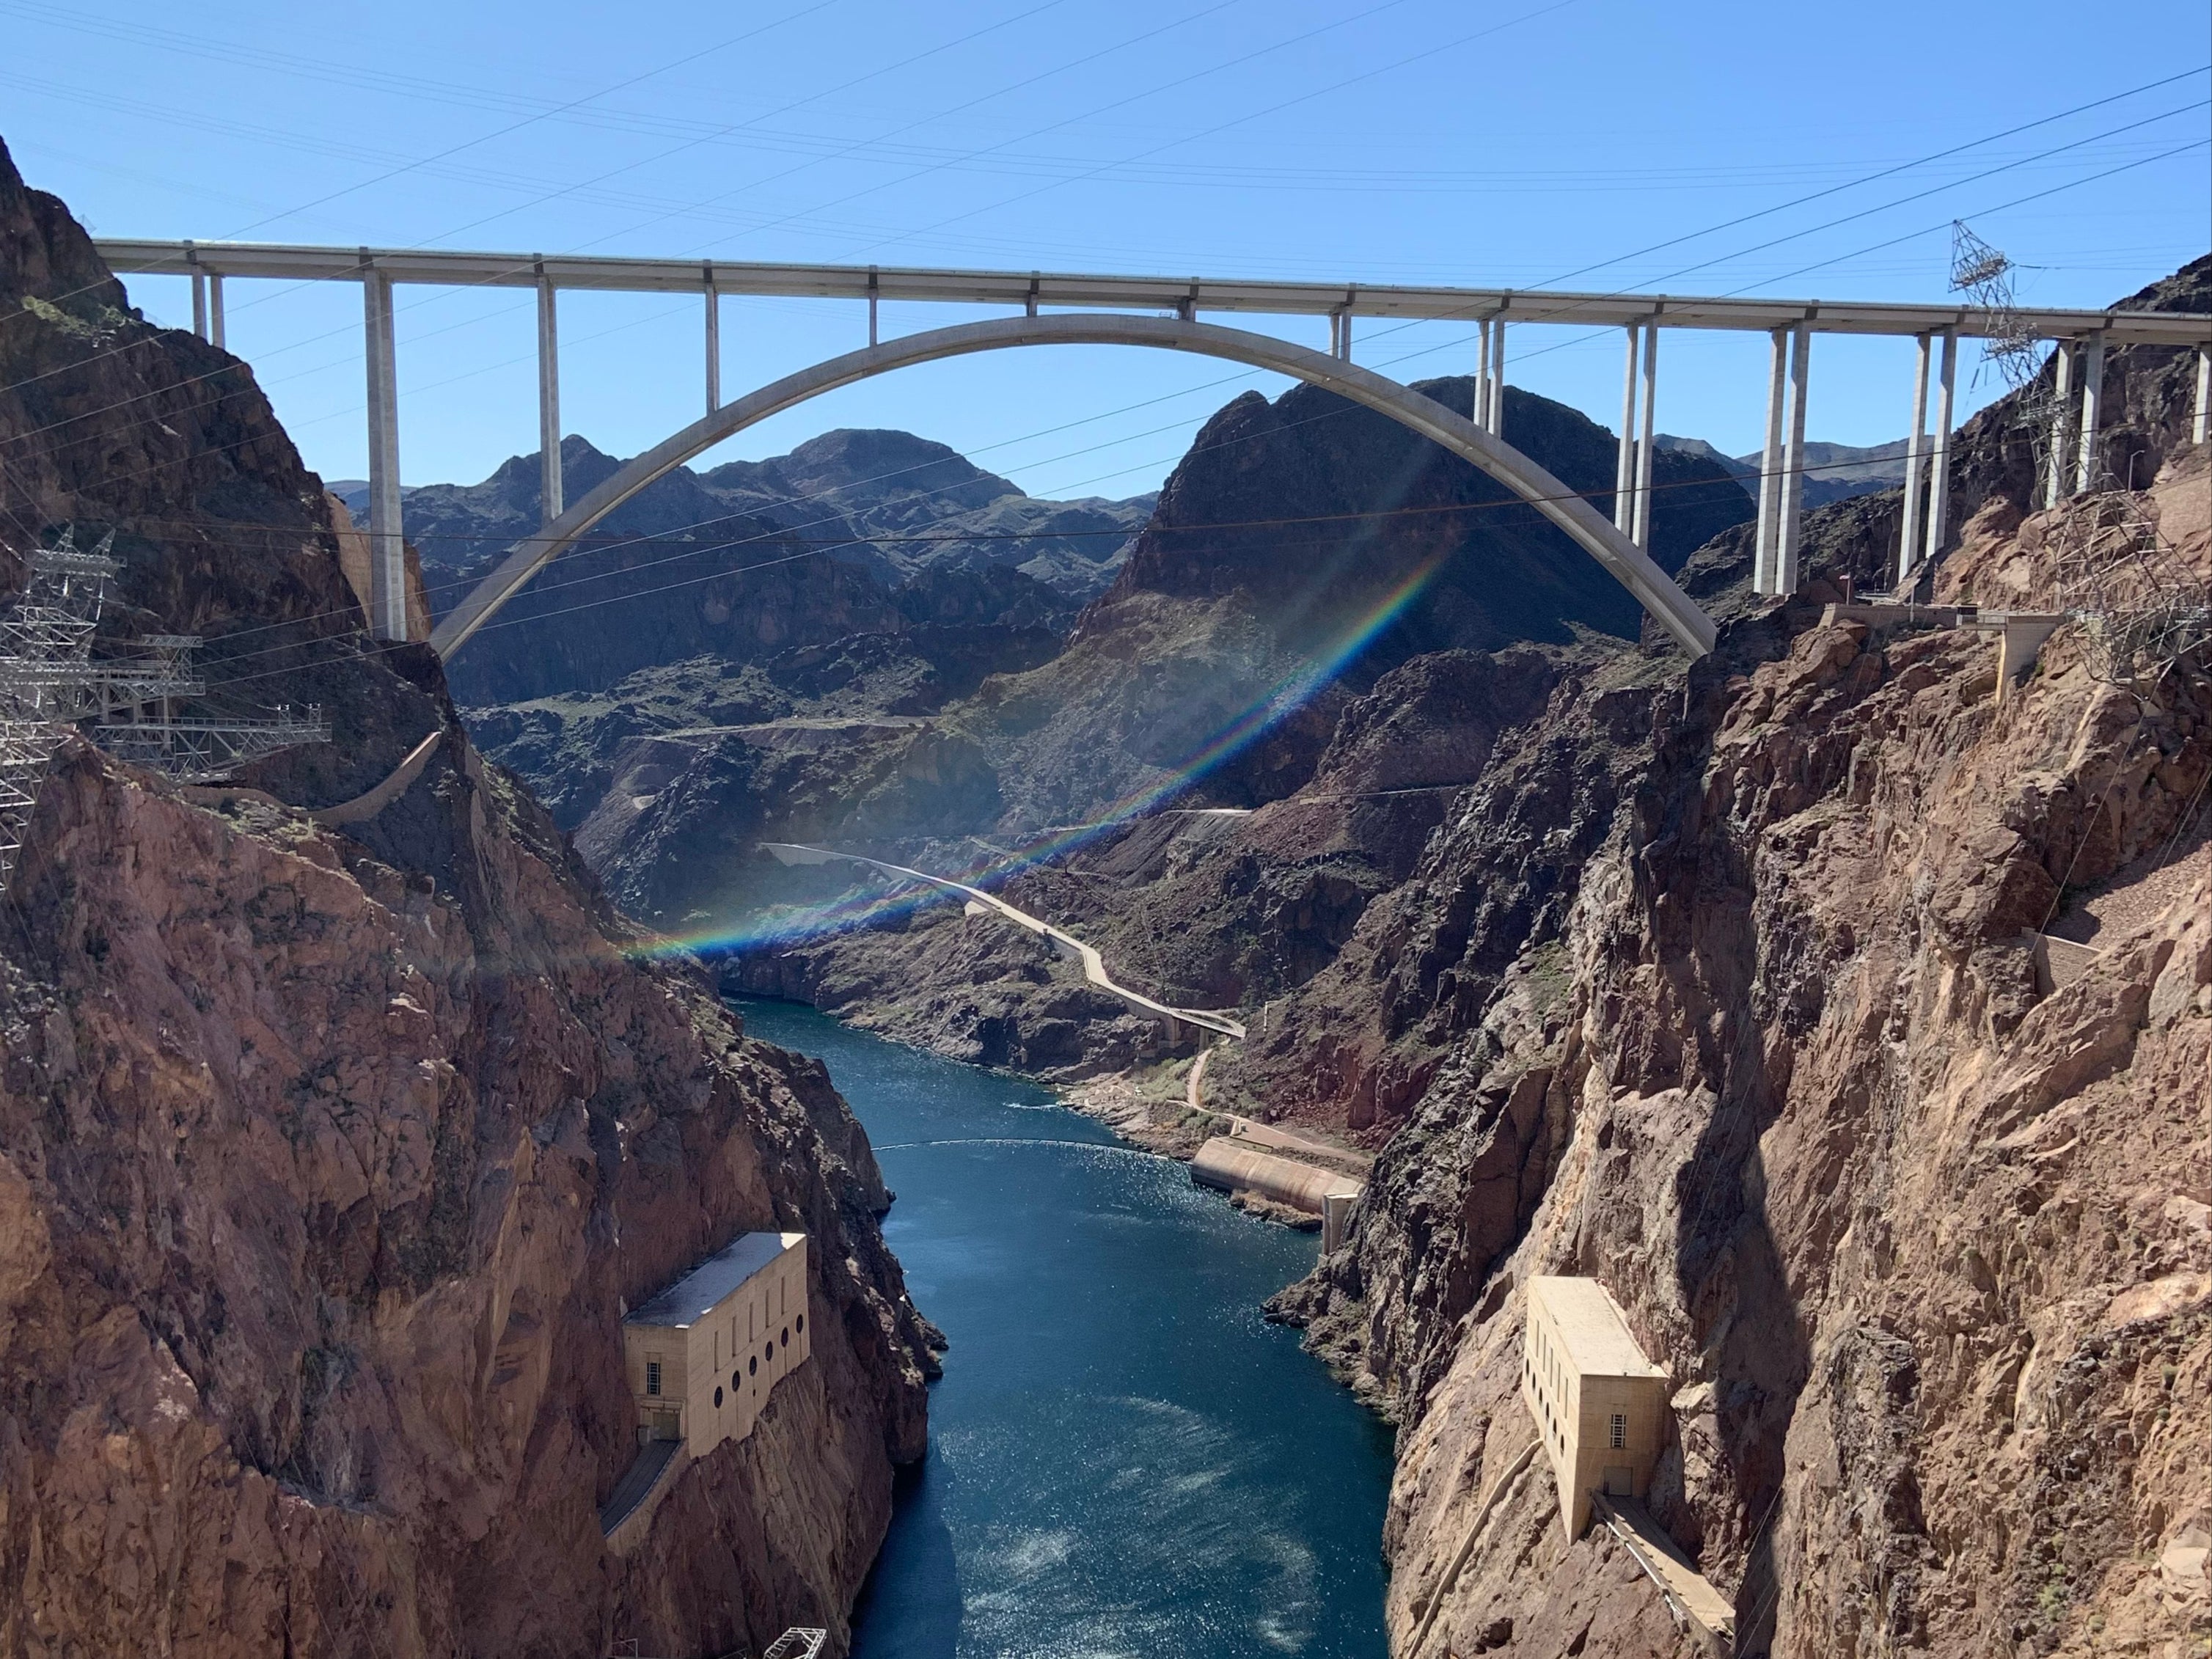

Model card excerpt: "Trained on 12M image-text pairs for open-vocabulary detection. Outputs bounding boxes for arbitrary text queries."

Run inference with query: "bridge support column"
[2046,342,2075,507]
[2075,330,2106,494]
[1476,320,1493,431]
[1632,323,1658,550]
[190,271,208,341]
[1776,323,1810,593]
[536,273,563,524]
[1754,327,1787,593]
[1614,323,1639,534]
[1898,334,1931,587]
[1922,330,1958,574]
[2195,346,2211,446]
[1489,319,1506,438]
[704,267,721,414]
[868,267,879,348]
[362,268,408,642]
[208,274,225,350]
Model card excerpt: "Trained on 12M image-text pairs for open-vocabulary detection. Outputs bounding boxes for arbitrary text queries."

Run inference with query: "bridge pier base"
[1632,323,1658,549]
[1754,327,1787,593]
[1920,331,1958,576]
[704,266,721,413]
[1488,318,1506,437]
[362,268,408,642]
[2075,330,2106,494]
[536,271,563,524]
[1613,323,1639,534]
[1898,334,1931,587]
[2046,341,2076,507]
[1777,321,1811,593]
[2195,346,2211,446]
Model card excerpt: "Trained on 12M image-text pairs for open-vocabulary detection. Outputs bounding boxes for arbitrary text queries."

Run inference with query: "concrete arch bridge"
[95,241,2212,666]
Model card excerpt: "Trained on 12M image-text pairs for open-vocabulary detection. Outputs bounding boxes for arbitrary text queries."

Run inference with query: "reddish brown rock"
[0,134,934,1658]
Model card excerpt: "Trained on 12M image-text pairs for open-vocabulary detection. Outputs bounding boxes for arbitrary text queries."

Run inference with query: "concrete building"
[1522,1276,1669,1539]
[623,1231,810,1456]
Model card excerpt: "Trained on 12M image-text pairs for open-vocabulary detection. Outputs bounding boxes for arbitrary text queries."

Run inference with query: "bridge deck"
[92,239,2211,344]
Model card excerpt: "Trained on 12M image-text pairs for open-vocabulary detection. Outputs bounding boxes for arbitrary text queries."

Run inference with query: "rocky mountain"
[0,135,937,1658]
[502,373,1754,939]
[329,429,1151,710]
[337,428,1150,604]
[733,260,2212,1656]
[1658,433,1910,510]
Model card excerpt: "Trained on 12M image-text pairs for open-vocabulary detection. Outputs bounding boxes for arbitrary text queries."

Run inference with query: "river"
[730,997,1394,1659]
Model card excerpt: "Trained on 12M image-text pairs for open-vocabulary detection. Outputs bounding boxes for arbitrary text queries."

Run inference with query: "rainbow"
[629,550,1447,963]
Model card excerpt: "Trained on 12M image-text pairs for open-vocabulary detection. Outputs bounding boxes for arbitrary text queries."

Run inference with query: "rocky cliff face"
[544,372,1751,953]
[0,136,934,1658]
[731,268,2212,1656]
[1256,361,2212,1653]
[356,427,1146,708]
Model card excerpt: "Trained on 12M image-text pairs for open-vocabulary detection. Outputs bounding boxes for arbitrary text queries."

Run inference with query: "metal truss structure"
[0,529,331,896]
[2044,476,2212,685]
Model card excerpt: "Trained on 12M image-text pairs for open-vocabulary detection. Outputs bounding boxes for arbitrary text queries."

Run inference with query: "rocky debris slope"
[0,135,935,1657]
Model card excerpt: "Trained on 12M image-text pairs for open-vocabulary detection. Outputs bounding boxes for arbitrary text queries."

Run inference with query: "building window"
[749,1355,758,1377]
[1610,1413,1627,1450]
[795,1314,805,1335]
[645,1360,662,1397]
[714,1386,724,1409]
[780,1327,789,1349]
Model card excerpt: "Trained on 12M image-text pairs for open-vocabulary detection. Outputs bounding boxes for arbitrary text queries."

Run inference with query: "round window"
[763,1344,773,1364]
[794,1314,804,1335]
[732,1370,740,1392]
[714,1386,724,1408]
[749,1355,758,1377]
[780,1327,789,1348]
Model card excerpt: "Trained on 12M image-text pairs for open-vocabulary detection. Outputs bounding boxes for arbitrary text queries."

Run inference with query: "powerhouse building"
[1521,1275,1669,1538]
[624,1231,810,1454]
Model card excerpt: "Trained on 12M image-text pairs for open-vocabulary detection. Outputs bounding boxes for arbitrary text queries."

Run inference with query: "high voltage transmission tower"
[1946,223,2211,687]
[0,527,329,896]
[2042,477,2212,685]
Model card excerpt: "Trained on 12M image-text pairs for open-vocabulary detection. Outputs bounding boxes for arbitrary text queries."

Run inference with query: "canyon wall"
[0,136,934,1658]
[723,259,2212,1655]
[1266,343,2212,1653]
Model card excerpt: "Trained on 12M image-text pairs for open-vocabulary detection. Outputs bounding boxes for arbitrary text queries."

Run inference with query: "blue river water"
[730,997,1394,1659]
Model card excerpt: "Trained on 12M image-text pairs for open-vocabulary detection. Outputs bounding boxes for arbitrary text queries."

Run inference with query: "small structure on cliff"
[626,1231,811,1452]
[1521,1275,1668,1540]
[1190,1137,1363,1249]
[601,1231,811,1550]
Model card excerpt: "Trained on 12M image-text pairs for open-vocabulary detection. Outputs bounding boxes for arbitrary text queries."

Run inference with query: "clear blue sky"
[6,0,2206,497]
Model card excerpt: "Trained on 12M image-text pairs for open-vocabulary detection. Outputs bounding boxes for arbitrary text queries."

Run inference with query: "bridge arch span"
[429,313,1716,661]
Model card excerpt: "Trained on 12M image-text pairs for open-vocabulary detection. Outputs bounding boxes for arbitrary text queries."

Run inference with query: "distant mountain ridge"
[332,427,1154,608]
[1655,431,1908,508]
